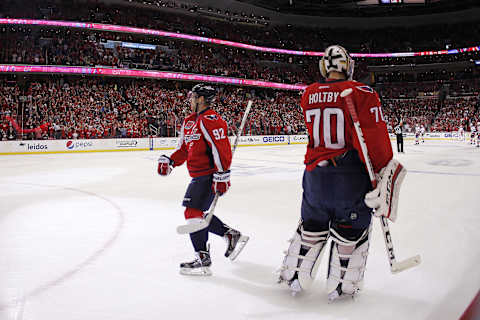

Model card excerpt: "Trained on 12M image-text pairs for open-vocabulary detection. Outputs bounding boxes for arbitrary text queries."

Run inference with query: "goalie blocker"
[364,158,406,222]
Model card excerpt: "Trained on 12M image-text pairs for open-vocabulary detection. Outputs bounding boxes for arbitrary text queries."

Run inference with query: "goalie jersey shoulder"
[355,85,374,94]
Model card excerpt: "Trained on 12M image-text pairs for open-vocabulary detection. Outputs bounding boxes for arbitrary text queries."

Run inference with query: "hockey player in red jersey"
[157,84,248,276]
[278,45,406,300]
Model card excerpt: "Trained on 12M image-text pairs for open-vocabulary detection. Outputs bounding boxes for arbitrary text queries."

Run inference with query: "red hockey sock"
[184,207,204,219]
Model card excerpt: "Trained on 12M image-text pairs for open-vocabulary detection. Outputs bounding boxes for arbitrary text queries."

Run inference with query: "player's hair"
[319,45,355,80]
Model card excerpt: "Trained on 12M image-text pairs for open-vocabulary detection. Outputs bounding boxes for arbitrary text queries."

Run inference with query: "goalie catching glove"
[364,159,406,222]
[157,155,174,176]
[212,170,230,196]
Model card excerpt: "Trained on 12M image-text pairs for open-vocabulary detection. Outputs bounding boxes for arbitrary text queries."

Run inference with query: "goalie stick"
[176,100,253,234]
[340,88,421,274]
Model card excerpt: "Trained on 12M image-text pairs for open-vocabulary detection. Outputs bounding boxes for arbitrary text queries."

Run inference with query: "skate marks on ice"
[408,169,480,177]
[427,159,473,168]
[423,251,480,320]
[181,260,426,320]
[0,182,125,311]
[230,163,301,178]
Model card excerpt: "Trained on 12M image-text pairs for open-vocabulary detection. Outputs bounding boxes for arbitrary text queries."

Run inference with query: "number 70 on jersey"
[306,106,385,149]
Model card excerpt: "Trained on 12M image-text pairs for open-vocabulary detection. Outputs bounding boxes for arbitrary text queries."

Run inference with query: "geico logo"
[27,143,47,150]
[263,136,285,143]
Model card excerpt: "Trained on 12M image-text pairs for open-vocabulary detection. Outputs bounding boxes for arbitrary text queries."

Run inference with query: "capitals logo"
[205,114,218,121]
[66,141,75,149]
[184,120,195,130]
[185,128,201,144]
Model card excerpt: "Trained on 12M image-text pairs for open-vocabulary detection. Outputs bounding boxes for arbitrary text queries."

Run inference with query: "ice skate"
[224,228,249,261]
[277,270,303,296]
[328,284,358,303]
[180,249,212,276]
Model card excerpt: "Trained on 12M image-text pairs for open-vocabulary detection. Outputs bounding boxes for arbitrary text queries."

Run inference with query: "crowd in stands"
[0,78,305,141]
[1,0,479,86]
[382,95,479,132]
[3,24,476,86]
[1,76,479,141]
[377,79,479,99]
[0,27,318,84]
[0,1,479,140]
[431,97,479,132]
[1,0,479,54]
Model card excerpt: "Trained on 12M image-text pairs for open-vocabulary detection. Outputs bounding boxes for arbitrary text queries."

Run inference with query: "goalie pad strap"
[299,227,329,242]
[283,253,318,262]
[330,228,369,247]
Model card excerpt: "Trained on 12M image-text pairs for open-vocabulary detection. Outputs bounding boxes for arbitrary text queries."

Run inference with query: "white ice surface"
[0,141,479,320]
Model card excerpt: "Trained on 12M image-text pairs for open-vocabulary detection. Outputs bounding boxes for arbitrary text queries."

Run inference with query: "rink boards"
[0,133,474,155]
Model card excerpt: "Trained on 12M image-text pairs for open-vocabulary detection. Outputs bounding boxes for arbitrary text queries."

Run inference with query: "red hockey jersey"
[170,108,232,177]
[301,79,393,172]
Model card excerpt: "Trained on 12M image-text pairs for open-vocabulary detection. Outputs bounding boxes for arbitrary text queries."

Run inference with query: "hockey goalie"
[278,45,406,301]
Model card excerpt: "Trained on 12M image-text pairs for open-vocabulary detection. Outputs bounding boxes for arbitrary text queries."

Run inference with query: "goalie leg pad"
[279,222,329,292]
[327,224,371,301]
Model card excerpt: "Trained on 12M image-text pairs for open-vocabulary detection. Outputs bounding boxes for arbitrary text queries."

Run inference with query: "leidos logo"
[66,141,93,149]
[24,143,48,150]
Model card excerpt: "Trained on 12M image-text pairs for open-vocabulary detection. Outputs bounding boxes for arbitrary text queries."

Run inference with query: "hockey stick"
[340,88,421,274]
[176,100,253,234]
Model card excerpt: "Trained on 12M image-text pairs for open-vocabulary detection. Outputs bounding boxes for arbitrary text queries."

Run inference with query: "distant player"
[394,121,404,153]
[469,122,476,145]
[477,122,480,148]
[278,45,406,301]
[420,124,426,143]
[157,84,249,276]
[458,125,465,142]
[414,125,421,145]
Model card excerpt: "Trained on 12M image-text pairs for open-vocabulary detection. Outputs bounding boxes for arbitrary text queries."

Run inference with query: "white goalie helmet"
[319,45,355,80]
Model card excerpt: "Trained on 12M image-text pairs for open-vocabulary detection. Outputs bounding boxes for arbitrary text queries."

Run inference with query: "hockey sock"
[208,215,229,236]
[190,228,209,252]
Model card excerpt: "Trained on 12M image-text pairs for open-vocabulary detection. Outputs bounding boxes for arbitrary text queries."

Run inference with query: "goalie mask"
[319,45,355,80]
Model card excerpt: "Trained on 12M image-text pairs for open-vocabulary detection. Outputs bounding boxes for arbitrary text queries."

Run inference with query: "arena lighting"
[0,18,479,58]
[121,42,156,50]
[0,65,308,91]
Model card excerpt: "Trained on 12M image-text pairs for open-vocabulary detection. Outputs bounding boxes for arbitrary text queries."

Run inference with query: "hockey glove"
[364,159,406,222]
[212,170,231,196]
[157,155,173,176]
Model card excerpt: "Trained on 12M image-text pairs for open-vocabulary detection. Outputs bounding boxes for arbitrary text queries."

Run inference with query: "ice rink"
[0,140,479,320]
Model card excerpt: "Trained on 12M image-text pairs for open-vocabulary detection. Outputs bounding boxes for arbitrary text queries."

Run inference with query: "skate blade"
[289,279,302,296]
[328,290,356,303]
[179,267,212,276]
[228,236,249,261]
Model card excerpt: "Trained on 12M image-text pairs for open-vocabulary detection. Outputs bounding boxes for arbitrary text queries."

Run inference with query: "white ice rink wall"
[0,133,470,155]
